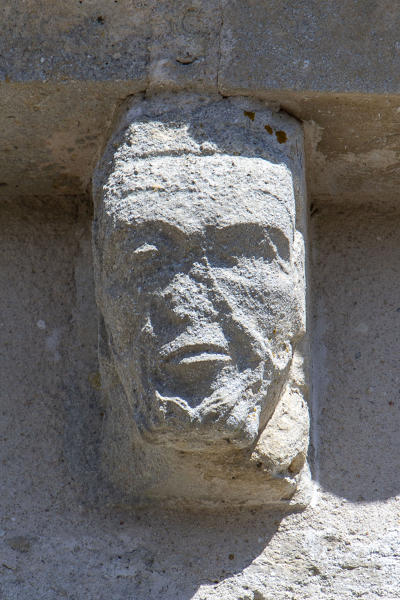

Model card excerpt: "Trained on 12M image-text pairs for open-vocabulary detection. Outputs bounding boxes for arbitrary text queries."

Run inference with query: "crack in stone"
[216,0,226,93]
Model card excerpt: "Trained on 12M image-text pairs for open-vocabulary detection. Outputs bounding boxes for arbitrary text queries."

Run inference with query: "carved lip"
[160,343,231,365]
[175,352,231,366]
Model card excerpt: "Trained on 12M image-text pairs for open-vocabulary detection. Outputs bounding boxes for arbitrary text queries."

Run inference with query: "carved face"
[97,155,303,450]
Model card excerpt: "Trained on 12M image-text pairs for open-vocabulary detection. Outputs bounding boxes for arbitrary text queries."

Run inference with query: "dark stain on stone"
[275,130,287,143]
[264,124,273,135]
[6,536,32,553]
[244,110,255,121]
[176,54,197,65]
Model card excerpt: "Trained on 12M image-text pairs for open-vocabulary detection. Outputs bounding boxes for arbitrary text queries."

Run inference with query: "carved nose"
[187,261,269,362]
[159,268,216,324]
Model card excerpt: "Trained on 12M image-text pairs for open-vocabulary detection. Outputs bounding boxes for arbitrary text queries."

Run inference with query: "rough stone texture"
[3,0,400,94]
[312,207,400,503]
[2,86,400,213]
[1,200,400,597]
[92,94,309,507]
[219,0,400,95]
[2,2,400,210]
[2,2,400,597]
[0,1,150,83]
[147,1,222,93]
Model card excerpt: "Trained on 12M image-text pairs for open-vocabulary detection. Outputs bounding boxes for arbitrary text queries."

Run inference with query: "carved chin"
[140,389,261,450]
[138,367,270,450]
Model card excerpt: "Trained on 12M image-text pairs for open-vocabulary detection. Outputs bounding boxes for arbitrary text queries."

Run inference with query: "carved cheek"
[212,264,296,335]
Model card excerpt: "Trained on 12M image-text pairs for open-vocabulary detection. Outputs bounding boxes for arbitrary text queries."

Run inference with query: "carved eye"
[212,226,274,266]
[244,236,274,261]
[133,243,159,258]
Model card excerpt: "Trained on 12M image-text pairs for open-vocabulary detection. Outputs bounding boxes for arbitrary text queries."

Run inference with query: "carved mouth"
[153,338,237,409]
[174,351,231,366]
[161,343,231,366]
[157,338,232,399]
[159,344,232,400]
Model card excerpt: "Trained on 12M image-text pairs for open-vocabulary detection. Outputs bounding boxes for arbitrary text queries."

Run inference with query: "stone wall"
[1,2,400,598]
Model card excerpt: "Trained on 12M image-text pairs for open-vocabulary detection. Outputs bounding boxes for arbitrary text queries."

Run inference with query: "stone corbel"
[92,94,310,509]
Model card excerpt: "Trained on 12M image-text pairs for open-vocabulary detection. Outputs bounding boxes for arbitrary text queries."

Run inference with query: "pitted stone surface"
[1,2,400,597]
[92,94,310,507]
[2,3,400,212]
[1,197,400,599]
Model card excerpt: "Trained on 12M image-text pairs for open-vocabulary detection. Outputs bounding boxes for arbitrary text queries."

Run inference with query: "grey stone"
[219,0,400,95]
[0,0,150,83]
[3,3,400,596]
[148,0,221,93]
[2,86,400,218]
[92,94,310,508]
[2,3,400,214]
[2,194,400,599]
[5,536,32,553]
[2,1,400,94]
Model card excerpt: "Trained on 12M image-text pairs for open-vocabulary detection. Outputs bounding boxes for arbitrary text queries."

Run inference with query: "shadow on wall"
[0,198,286,599]
[0,197,103,516]
[86,507,282,600]
[311,207,400,502]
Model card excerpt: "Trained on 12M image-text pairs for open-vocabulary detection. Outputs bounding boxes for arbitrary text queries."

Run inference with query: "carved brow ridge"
[132,220,275,243]
[133,221,291,265]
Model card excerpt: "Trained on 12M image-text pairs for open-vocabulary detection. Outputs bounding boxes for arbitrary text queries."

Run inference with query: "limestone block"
[92,94,310,508]
[219,0,400,95]
[2,0,400,95]
[148,0,221,93]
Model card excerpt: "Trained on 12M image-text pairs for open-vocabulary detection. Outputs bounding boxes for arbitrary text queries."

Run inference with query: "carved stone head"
[93,95,310,508]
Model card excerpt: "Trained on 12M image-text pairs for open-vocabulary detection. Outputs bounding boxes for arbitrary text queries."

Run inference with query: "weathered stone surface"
[219,0,400,95]
[148,0,221,93]
[0,82,145,200]
[1,199,400,598]
[2,3,400,210]
[2,2,400,597]
[92,94,310,507]
[2,2,400,217]
[2,85,400,221]
[312,207,400,502]
[2,0,400,94]
[0,1,150,83]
